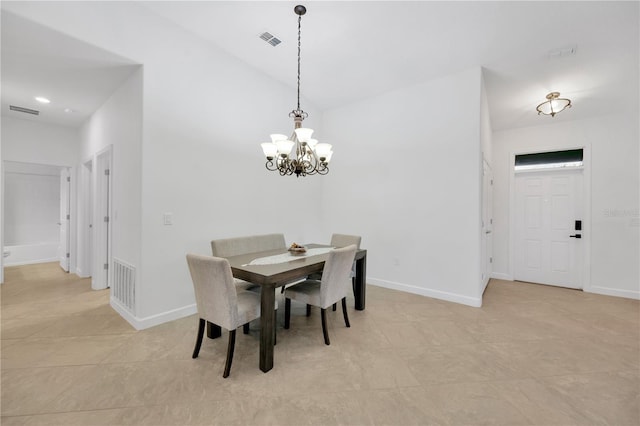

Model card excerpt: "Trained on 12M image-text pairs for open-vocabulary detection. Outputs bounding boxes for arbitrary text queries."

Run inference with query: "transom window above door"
[515,149,583,171]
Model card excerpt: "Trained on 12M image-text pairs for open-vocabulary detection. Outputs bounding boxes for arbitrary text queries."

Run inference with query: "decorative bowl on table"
[288,243,307,256]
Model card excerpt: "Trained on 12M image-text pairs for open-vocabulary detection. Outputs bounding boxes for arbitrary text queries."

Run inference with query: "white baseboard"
[368,278,482,307]
[585,285,640,300]
[4,257,58,267]
[110,298,198,330]
[490,272,512,281]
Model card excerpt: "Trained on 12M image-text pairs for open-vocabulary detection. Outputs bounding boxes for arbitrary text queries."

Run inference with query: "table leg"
[259,287,276,372]
[206,321,222,339]
[354,254,367,310]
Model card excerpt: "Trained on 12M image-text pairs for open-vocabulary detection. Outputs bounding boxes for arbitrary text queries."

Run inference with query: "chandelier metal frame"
[261,5,331,177]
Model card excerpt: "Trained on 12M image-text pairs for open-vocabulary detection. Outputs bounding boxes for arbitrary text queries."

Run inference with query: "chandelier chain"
[296,13,302,111]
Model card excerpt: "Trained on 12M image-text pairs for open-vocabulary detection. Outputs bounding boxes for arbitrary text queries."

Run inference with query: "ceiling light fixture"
[35,96,51,104]
[536,92,571,117]
[260,4,332,177]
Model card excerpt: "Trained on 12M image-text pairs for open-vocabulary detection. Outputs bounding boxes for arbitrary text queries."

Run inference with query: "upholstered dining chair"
[306,234,362,311]
[186,253,263,378]
[212,234,286,292]
[284,245,357,345]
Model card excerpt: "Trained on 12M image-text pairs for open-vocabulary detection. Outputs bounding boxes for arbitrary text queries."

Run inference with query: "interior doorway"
[2,161,73,271]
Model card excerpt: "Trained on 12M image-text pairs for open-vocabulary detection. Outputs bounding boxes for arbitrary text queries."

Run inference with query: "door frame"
[508,145,592,291]
[93,146,113,290]
[77,158,94,278]
[59,167,72,272]
[481,158,493,292]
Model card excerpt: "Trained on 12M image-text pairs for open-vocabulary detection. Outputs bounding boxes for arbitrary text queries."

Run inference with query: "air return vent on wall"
[112,258,136,314]
[9,105,39,115]
[259,32,282,46]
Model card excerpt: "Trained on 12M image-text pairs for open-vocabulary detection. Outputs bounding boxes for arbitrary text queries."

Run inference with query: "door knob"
[569,234,582,239]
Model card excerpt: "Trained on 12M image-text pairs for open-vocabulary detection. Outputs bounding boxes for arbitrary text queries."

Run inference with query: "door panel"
[515,169,583,288]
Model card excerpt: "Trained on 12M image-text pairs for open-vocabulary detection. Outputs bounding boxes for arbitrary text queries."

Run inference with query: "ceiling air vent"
[259,32,281,47]
[548,45,577,59]
[9,105,40,115]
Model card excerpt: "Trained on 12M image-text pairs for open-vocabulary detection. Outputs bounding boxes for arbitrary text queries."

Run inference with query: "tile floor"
[1,262,638,425]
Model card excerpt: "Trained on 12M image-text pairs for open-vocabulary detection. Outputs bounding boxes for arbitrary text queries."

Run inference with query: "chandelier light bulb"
[294,127,314,143]
[315,143,332,159]
[276,139,295,156]
[324,150,334,163]
[270,134,288,143]
[261,143,278,159]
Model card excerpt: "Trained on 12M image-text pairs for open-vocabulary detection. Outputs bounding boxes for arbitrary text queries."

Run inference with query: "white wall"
[2,116,80,166]
[4,2,325,327]
[320,67,484,307]
[4,165,60,245]
[492,111,640,299]
[1,117,80,276]
[78,68,143,286]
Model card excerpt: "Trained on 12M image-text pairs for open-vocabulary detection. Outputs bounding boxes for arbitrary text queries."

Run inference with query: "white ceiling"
[1,11,139,127]
[2,2,637,131]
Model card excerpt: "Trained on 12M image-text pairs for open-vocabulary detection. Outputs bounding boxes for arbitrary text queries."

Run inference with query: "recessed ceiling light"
[64,108,74,113]
[35,96,51,104]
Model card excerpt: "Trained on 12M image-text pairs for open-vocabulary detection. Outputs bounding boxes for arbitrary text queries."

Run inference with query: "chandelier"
[536,92,572,117]
[260,5,332,177]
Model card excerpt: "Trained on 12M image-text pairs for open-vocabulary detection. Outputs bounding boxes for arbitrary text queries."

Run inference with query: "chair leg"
[321,308,330,345]
[284,298,291,329]
[192,318,205,359]
[306,304,312,317]
[243,323,250,334]
[341,297,350,328]
[223,329,236,378]
[332,303,337,311]
[274,309,277,345]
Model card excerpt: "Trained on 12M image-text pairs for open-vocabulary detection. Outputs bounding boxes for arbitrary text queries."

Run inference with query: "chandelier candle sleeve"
[260,4,331,177]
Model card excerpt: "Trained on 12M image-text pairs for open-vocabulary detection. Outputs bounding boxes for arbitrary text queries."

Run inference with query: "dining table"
[205,244,367,373]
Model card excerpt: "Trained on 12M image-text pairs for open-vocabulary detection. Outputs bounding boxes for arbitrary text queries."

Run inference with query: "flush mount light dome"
[35,96,51,104]
[536,92,571,117]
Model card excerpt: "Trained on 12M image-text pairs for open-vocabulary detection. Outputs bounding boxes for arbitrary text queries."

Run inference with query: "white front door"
[514,169,583,288]
[58,168,70,272]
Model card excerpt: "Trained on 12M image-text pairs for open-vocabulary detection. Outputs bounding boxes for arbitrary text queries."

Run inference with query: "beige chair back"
[211,233,286,257]
[330,234,362,249]
[320,245,357,308]
[186,254,239,330]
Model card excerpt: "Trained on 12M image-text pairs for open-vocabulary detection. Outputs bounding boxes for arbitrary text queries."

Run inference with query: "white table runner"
[245,247,334,266]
